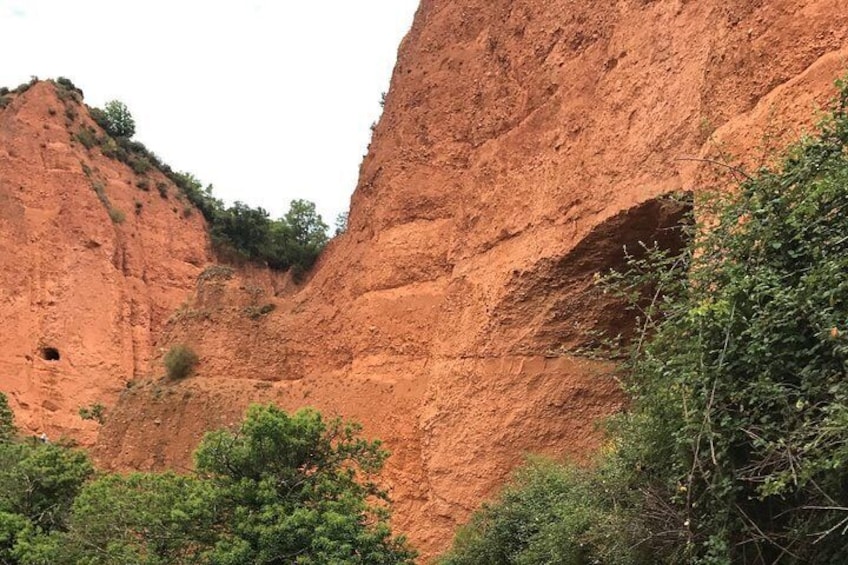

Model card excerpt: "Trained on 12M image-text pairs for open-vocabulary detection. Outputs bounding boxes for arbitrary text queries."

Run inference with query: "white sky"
[0,0,419,226]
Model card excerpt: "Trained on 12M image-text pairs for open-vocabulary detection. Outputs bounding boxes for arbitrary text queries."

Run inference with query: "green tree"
[61,473,217,565]
[100,100,135,138]
[263,200,329,273]
[195,405,415,564]
[210,202,273,260]
[56,405,415,564]
[0,393,14,443]
[0,440,93,564]
[334,211,349,236]
[172,172,224,222]
[284,199,329,250]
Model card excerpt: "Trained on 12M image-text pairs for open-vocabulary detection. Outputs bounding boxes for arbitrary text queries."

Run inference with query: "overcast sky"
[0,0,419,226]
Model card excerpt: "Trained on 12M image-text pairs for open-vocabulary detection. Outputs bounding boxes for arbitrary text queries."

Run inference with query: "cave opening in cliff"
[41,347,60,361]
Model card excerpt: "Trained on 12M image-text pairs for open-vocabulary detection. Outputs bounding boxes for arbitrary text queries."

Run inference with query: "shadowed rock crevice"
[486,193,692,355]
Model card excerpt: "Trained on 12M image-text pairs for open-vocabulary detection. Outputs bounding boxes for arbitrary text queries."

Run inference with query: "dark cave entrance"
[41,347,60,361]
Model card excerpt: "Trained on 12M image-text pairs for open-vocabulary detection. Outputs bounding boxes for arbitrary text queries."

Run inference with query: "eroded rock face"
[0,82,211,445]
[3,1,848,561]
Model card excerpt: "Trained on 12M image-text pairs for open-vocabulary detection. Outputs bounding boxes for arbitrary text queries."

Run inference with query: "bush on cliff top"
[45,78,331,275]
[441,77,848,565]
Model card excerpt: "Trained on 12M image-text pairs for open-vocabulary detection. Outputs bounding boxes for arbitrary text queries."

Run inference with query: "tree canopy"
[0,395,414,565]
[172,171,330,275]
[91,100,136,138]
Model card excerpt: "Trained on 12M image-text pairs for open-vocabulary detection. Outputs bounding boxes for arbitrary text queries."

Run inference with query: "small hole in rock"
[41,347,60,361]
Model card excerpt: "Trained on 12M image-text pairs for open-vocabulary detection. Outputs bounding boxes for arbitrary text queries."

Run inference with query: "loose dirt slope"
[3,1,848,560]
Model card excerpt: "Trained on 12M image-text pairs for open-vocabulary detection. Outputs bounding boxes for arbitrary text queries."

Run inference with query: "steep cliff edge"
[3,0,848,561]
[0,81,211,444]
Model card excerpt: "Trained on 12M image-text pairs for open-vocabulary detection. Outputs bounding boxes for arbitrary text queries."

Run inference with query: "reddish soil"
[2,1,848,561]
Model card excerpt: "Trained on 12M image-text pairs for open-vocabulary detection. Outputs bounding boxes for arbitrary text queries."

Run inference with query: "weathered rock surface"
[0,82,210,445]
[3,1,848,560]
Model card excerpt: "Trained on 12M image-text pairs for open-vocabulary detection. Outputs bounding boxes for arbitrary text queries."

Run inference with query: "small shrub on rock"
[164,344,199,380]
[108,208,125,224]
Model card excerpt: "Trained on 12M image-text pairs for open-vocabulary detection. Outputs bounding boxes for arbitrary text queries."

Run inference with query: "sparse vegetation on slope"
[441,78,848,565]
[48,77,331,275]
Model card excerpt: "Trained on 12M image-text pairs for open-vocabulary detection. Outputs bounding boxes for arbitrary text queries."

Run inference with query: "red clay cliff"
[2,0,848,560]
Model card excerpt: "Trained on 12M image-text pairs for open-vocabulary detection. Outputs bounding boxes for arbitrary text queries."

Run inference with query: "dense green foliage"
[0,394,413,564]
[62,471,218,564]
[0,426,93,564]
[174,171,329,273]
[441,78,848,564]
[190,405,414,564]
[0,394,13,443]
[440,460,631,565]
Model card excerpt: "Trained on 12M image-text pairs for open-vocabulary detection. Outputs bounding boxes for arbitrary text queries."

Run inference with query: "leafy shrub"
[164,344,198,380]
[108,208,125,224]
[78,403,105,424]
[127,155,151,175]
[97,137,128,162]
[135,178,150,191]
[13,76,37,95]
[0,393,15,443]
[54,76,81,94]
[439,459,639,565]
[98,99,135,138]
[53,77,83,103]
[74,127,96,149]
